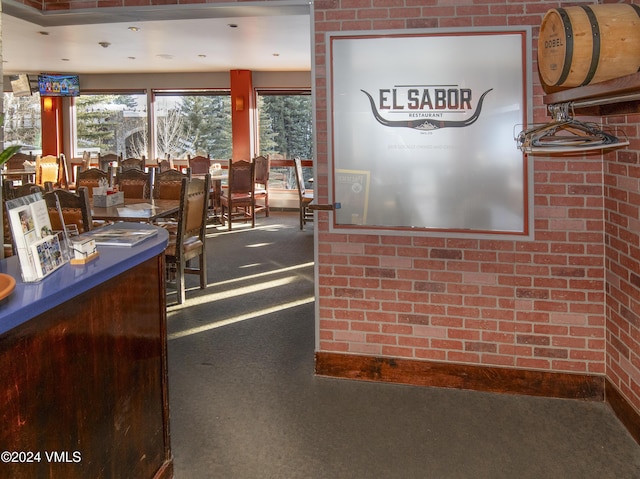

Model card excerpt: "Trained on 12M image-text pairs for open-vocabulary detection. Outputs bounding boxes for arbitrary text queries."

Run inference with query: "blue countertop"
[0,222,169,335]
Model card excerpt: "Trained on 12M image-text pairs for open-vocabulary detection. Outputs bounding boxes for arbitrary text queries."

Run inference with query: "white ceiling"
[1,1,312,75]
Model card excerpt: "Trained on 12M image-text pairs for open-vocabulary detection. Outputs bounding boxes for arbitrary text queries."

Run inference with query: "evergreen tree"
[260,95,312,159]
[180,95,232,159]
[75,95,121,152]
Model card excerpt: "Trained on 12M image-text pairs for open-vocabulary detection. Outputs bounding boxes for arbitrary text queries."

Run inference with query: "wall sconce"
[235,95,244,111]
[43,97,53,112]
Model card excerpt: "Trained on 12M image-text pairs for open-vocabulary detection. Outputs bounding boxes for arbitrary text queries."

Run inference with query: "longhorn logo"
[361,88,493,131]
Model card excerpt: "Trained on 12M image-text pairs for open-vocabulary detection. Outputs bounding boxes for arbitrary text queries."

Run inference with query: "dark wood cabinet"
[0,229,172,478]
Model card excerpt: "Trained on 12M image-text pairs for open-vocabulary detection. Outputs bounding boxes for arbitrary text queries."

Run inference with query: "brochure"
[30,234,66,278]
[5,192,64,282]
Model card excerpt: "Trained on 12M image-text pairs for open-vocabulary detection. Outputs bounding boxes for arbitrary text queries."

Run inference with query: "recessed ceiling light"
[198,54,207,58]
[157,54,173,60]
[272,53,280,57]
[61,58,70,61]
[98,42,111,48]
[228,23,238,28]
[128,57,136,60]
[38,31,49,36]
[128,26,140,32]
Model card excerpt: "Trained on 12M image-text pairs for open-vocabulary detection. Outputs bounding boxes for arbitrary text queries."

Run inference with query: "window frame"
[70,89,148,159]
[151,88,232,160]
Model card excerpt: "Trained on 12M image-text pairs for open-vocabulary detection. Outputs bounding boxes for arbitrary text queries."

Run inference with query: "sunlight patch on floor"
[246,242,273,248]
[186,276,298,305]
[168,296,315,340]
[206,222,294,237]
[166,261,314,311]
[213,261,314,288]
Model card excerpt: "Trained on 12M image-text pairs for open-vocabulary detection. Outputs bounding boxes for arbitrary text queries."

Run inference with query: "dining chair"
[98,152,121,172]
[294,157,314,230]
[119,156,145,171]
[2,181,44,256]
[253,155,270,217]
[165,174,210,304]
[81,150,92,170]
[114,168,152,199]
[220,159,255,231]
[158,156,175,173]
[66,151,93,191]
[42,186,94,235]
[153,168,191,200]
[35,154,63,189]
[58,153,73,190]
[187,154,211,176]
[76,167,111,197]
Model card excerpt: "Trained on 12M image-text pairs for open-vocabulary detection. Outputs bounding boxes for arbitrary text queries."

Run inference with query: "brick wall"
[314,0,640,412]
[604,111,640,411]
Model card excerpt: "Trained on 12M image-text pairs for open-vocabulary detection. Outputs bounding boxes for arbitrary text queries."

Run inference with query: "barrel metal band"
[556,8,573,86]
[580,5,600,86]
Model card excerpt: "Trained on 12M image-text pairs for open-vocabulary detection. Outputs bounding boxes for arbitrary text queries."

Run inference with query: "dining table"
[91,197,180,223]
[1,168,36,184]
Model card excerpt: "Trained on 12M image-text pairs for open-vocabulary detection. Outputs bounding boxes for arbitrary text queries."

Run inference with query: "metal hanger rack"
[516,72,640,154]
[516,102,628,154]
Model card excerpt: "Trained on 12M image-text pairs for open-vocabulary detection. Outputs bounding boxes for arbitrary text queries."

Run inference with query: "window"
[153,91,232,160]
[3,92,42,155]
[257,90,313,190]
[73,92,148,158]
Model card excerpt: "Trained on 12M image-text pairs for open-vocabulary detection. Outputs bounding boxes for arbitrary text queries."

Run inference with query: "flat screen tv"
[38,73,80,97]
[10,74,32,97]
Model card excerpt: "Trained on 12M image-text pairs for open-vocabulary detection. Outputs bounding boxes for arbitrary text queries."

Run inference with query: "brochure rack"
[5,192,70,282]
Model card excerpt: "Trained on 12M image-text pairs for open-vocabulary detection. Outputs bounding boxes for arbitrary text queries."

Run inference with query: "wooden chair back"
[114,168,152,199]
[188,154,210,176]
[253,155,270,217]
[119,157,145,171]
[81,150,92,171]
[42,186,93,234]
[98,153,121,172]
[294,157,314,230]
[228,159,254,195]
[35,154,61,188]
[165,174,210,304]
[76,168,111,197]
[220,159,255,230]
[154,168,191,200]
[158,158,175,173]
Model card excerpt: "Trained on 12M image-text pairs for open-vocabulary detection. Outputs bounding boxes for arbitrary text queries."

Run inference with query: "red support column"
[230,70,254,161]
[40,96,63,156]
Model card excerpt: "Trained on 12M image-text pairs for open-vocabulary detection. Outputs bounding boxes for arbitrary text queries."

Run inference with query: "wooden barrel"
[538,4,640,88]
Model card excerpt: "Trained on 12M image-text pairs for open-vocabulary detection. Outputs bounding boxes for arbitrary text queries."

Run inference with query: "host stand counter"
[0,223,173,479]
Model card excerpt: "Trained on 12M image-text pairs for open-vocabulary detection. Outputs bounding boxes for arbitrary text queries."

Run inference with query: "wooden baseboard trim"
[605,379,640,444]
[315,353,640,446]
[315,352,604,400]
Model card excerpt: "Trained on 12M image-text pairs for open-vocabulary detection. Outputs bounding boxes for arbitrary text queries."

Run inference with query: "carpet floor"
[166,211,640,479]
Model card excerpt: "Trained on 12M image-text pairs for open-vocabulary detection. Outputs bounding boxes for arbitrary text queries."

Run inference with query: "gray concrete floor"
[166,211,640,479]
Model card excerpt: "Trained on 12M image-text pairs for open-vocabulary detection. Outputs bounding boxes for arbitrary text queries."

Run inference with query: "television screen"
[38,74,80,97]
[10,74,32,97]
